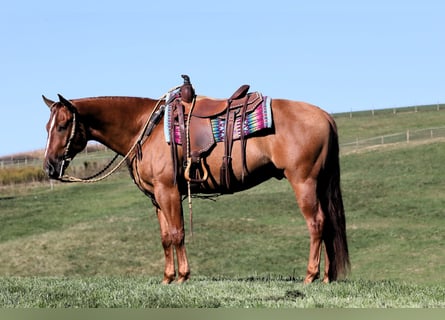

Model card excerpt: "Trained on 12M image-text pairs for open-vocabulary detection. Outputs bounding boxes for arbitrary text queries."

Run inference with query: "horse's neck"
[75,97,156,155]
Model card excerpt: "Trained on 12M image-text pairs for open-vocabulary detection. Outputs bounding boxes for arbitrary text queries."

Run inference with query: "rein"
[54,85,195,238]
[58,86,181,183]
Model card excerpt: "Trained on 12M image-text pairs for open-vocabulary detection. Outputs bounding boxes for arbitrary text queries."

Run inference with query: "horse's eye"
[57,124,68,132]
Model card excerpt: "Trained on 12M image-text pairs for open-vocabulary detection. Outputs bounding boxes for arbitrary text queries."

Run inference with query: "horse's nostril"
[45,161,57,178]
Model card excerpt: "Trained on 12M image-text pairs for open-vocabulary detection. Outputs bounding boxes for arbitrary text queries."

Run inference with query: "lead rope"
[60,86,181,183]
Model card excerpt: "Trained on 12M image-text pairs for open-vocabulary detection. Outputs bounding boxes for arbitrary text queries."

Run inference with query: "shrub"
[0,166,48,185]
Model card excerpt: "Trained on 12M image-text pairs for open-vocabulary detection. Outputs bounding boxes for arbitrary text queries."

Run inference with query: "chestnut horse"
[42,90,349,284]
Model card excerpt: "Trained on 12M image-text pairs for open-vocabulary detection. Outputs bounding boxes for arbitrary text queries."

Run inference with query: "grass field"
[0,106,444,307]
[0,276,443,307]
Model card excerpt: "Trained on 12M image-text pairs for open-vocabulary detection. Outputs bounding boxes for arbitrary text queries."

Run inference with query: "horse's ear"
[42,95,55,108]
[57,94,77,113]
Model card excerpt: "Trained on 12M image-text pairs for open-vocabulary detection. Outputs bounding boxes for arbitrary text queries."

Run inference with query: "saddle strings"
[185,95,197,238]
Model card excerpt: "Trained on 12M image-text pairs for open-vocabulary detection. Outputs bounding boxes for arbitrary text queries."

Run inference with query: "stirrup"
[184,157,209,183]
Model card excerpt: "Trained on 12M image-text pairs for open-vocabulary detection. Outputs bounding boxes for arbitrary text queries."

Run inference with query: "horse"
[42,86,350,284]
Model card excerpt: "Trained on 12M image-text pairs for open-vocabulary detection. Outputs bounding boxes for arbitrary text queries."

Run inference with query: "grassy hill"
[0,104,444,307]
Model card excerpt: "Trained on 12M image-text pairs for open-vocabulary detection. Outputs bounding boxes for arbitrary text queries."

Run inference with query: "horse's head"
[42,94,87,180]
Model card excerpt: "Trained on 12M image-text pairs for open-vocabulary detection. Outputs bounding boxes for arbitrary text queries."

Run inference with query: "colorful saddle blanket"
[164,96,272,144]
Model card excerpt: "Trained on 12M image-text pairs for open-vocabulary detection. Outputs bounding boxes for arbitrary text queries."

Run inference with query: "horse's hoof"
[303,273,319,284]
[176,274,190,284]
[162,275,175,284]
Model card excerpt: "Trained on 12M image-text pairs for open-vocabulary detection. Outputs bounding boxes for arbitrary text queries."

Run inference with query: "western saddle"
[168,75,264,191]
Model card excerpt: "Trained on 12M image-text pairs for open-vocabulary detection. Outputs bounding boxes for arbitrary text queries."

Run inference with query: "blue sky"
[1,0,444,156]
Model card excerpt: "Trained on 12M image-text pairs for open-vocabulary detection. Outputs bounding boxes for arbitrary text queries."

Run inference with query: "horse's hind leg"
[287,175,325,283]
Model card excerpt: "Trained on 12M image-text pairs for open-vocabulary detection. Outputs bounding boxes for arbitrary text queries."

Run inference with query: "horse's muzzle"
[44,159,64,180]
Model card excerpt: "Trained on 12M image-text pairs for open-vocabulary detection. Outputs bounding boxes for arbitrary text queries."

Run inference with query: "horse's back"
[270,99,333,145]
[271,99,332,131]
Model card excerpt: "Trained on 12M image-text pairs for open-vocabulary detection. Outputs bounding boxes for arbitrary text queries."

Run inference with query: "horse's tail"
[318,114,350,280]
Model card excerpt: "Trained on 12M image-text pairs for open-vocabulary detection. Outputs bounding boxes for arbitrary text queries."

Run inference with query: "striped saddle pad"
[165,96,272,144]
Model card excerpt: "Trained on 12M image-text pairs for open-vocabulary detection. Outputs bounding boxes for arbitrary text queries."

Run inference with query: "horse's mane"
[73,96,155,103]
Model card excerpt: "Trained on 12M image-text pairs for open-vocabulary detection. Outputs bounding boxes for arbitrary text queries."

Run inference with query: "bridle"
[47,101,79,179]
[59,107,78,179]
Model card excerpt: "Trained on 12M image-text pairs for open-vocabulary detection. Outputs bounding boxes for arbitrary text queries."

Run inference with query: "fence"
[0,143,113,169]
[0,146,120,185]
[334,103,444,119]
[340,126,445,154]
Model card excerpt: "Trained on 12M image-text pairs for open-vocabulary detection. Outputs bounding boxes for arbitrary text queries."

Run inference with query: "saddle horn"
[180,74,195,103]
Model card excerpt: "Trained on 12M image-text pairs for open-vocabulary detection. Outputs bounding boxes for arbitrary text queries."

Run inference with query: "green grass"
[0,106,444,307]
[1,143,443,281]
[341,143,445,283]
[0,277,443,308]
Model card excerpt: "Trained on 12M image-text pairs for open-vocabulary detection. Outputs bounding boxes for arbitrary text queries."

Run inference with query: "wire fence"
[334,103,444,118]
[0,144,115,169]
[340,126,445,154]
[0,145,120,185]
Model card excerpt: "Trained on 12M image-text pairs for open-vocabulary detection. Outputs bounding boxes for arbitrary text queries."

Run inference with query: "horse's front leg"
[155,188,190,284]
[156,207,177,283]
